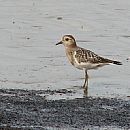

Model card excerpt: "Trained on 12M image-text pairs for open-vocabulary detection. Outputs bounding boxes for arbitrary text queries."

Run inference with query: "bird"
[56,35,122,94]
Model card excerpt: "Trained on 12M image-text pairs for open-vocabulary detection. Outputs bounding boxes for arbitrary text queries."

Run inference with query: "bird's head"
[56,35,77,48]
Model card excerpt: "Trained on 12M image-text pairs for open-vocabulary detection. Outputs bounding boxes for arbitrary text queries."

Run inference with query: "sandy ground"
[0,0,130,129]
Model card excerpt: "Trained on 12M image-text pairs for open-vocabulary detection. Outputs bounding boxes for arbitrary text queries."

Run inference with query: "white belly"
[74,59,108,70]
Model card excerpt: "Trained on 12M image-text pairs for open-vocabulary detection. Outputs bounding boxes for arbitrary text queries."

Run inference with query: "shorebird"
[56,35,122,94]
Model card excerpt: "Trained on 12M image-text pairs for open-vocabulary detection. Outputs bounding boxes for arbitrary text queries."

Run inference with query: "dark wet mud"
[0,89,130,130]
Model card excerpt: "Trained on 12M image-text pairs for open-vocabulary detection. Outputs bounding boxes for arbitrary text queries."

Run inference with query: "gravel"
[0,89,130,130]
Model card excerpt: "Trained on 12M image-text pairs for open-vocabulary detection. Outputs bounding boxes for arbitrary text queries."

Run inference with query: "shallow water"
[0,0,130,100]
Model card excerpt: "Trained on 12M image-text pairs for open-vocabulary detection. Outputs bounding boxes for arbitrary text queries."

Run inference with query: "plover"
[56,35,122,93]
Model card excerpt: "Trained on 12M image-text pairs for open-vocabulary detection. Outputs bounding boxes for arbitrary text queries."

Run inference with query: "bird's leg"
[83,69,88,95]
[83,69,88,88]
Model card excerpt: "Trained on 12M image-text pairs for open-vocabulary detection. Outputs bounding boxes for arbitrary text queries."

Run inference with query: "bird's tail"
[103,58,122,65]
[112,60,122,65]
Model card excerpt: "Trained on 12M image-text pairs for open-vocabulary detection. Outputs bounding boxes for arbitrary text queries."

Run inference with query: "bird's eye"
[65,38,69,41]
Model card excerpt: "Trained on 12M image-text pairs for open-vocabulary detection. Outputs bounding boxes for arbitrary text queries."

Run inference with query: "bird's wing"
[75,48,111,64]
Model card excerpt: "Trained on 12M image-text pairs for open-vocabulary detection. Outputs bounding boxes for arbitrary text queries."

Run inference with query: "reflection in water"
[84,88,88,97]
[69,85,89,97]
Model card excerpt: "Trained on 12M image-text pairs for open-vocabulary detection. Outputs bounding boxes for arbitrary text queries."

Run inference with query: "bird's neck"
[65,43,77,49]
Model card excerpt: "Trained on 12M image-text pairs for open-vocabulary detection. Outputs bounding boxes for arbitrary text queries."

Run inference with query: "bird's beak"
[56,41,63,45]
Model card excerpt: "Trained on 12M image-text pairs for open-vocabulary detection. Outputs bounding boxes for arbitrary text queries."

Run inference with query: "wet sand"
[0,89,130,130]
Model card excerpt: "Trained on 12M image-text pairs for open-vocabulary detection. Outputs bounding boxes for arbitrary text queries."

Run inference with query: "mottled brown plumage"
[56,35,122,95]
[75,48,122,65]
